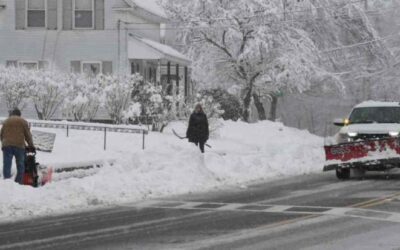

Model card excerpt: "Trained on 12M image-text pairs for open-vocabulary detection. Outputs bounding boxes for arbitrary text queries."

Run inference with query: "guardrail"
[0,119,149,150]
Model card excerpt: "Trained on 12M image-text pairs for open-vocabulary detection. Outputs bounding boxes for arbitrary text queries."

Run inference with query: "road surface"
[2,171,400,250]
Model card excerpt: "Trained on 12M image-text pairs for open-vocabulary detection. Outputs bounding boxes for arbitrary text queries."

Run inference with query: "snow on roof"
[355,101,400,108]
[130,0,167,19]
[135,36,191,64]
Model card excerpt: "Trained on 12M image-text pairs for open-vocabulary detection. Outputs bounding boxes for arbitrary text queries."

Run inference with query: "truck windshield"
[349,107,400,124]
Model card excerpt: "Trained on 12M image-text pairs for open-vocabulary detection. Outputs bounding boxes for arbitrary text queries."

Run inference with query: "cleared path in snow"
[2,171,400,249]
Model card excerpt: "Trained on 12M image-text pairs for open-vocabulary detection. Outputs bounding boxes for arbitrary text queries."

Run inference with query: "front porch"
[128,35,192,98]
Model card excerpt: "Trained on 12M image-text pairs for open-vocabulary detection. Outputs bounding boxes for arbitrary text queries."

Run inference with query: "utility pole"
[283,0,287,21]
[117,19,121,76]
[364,0,368,10]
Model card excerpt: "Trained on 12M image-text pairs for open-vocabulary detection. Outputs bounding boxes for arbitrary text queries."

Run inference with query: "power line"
[122,14,365,30]
[320,33,400,54]
[122,5,395,32]
[329,60,400,81]
[122,22,399,56]
[122,0,367,27]
[123,19,399,55]
[341,64,399,81]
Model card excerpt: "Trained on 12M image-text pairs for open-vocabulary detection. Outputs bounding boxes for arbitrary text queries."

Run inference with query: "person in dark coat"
[186,104,209,153]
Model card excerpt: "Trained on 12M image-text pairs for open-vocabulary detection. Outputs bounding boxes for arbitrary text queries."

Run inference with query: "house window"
[26,0,46,28]
[18,61,39,70]
[148,67,156,83]
[131,62,141,75]
[73,0,94,29]
[131,63,136,74]
[149,68,152,80]
[82,61,101,76]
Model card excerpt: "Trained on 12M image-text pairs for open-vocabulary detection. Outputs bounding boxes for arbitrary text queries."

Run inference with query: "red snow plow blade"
[324,137,400,171]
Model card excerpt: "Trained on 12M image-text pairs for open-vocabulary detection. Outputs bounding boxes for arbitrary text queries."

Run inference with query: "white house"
[0,0,192,98]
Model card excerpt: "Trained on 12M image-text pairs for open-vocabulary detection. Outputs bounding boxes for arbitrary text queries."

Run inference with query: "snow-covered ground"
[0,120,324,222]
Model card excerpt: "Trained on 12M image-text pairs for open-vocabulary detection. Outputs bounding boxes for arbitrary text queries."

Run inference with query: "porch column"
[156,60,161,85]
[167,61,171,95]
[184,66,188,98]
[176,64,180,95]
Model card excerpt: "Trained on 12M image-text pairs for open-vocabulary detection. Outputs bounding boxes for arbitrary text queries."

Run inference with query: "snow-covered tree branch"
[0,66,33,112]
[163,0,343,122]
[30,70,69,120]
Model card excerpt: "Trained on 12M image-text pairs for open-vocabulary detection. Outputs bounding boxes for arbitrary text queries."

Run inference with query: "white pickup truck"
[335,101,400,143]
[325,101,400,179]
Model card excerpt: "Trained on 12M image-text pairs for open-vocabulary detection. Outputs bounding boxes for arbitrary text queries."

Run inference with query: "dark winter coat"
[186,112,209,143]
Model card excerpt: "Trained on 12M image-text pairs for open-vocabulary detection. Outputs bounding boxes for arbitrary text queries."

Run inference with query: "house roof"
[355,101,400,108]
[113,0,131,9]
[128,35,191,65]
[131,0,167,19]
[122,0,167,19]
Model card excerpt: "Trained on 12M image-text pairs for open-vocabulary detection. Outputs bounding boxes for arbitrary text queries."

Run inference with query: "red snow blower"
[23,147,53,187]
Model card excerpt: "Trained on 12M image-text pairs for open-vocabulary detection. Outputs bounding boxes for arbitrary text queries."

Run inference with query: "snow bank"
[0,120,324,221]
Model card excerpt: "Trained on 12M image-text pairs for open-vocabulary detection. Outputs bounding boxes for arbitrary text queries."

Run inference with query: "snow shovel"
[172,129,212,148]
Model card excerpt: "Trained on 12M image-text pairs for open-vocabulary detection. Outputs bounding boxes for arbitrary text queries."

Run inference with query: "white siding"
[0,0,14,30]
[0,0,161,73]
[110,10,161,42]
[0,29,125,72]
[0,0,186,119]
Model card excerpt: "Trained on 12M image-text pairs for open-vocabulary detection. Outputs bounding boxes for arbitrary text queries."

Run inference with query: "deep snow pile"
[0,120,324,221]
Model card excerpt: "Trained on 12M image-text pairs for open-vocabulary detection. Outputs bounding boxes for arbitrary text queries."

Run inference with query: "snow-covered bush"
[131,81,163,119]
[0,66,33,112]
[186,93,224,119]
[200,88,242,121]
[101,74,143,124]
[153,94,176,132]
[30,70,69,120]
[122,102,142,122]
[63,75,103,121]
[122,80,175,132]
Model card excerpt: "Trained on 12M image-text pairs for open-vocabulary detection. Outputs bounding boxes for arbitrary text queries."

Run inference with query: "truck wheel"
[336,168,350,180]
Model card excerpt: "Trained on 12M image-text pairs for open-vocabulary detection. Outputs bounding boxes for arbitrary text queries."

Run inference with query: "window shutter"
[102,61,112,75]
[71,61,81,73]
[94,0,104,30]
[47,0,58,30]
[63,0,73,30]
[15,0,26,30]
[39,61,49,70]
[6,61,18,67]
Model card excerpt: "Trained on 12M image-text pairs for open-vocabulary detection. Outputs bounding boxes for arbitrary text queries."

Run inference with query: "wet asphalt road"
[3,171,400,250]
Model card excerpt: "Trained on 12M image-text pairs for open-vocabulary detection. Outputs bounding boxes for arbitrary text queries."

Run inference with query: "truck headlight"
[389,131,399,137]
[347,132,358,137]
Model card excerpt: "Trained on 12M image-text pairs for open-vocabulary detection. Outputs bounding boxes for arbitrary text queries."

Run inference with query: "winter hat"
[195,104,204,113]
[10,108,21,117]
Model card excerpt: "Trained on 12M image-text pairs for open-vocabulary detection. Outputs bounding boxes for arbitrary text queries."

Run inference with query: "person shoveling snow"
[186,104,210,153]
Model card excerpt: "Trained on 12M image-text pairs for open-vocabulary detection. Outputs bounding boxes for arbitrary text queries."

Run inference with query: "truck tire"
[336,168,350,180]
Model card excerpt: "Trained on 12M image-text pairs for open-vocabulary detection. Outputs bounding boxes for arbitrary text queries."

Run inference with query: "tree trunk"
[242,88,253,122]
[268,95,278,122]
[34,104,44,120]
[253,93,266,121]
